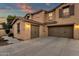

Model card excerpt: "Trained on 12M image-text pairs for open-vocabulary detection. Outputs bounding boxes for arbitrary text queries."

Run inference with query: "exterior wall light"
[75,24,79,29]
[25,23,31,30]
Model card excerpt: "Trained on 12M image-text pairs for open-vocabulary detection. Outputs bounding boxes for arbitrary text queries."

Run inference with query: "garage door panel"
[48,25,73,38]
[31,25,39,38]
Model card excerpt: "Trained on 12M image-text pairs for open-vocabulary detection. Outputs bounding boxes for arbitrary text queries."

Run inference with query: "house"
[11,15,47,40]
[12,3,79,40]
[46,3,79,39]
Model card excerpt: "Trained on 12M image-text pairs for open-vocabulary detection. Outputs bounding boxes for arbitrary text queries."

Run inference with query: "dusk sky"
[0,3,60,17]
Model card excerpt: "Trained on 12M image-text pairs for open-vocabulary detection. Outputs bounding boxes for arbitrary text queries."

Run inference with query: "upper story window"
[48,13,52,20]
[63,6,70,17]
[26,14,32,20]
[59,4,74,18]
[27,15,30,19]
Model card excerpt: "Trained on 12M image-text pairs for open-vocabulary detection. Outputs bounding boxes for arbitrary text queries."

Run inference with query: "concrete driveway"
[0,37,79,56]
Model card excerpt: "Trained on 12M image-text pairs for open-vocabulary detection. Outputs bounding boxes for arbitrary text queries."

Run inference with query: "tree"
[7,15,16,24]
[2,15,16,35]
[2,22,11,34]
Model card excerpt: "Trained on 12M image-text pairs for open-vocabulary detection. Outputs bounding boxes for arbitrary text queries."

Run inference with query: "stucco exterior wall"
[45,11,56,23]
[32,11,48,38]
[39,25,44,37]
[12,3,79,40]
[32,11,45,23]
[74,24,79,39]
[44,25,48,37]
[46,3,79,39]
[13,20,31,40]
[39,25,48,37]
[55,4,79,24]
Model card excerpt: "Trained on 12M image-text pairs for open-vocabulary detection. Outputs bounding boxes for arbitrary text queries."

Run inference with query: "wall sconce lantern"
[25,23,31,30]
[75,24,79,29]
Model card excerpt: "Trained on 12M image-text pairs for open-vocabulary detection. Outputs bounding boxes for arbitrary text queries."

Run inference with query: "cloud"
[16,3,33,13]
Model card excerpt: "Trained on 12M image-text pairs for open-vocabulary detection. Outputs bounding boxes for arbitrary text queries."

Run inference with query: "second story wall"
[45,10,56,22]
[24,3,79,25]
[54,3,79,25]
[32,11,45,23]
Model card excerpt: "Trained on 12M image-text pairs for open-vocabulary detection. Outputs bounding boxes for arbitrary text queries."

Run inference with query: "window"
[27,15,30,19]
[27,14,32,20]
[48,13,52,20]
[59,5,74,18]
[63,7,70,17]
[17,23,20,33]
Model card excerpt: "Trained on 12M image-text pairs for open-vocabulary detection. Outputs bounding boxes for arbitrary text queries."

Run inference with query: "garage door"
[31,25,39,38]
[48,25,73,38]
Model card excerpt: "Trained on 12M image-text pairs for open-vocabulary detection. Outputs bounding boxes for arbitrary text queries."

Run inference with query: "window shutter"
[59,9,63,18]
[69,4,75,16]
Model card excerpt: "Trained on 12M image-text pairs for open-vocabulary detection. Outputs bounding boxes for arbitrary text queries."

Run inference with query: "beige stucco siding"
[55,4,79,39]
[39,25,44,37]
[13,20,31,40]
[24,22,31,40]
[39,25,48,37]
[54,4,79,25]
[74,24,79,39]
[13,4,79,40]
[13,20,46,40]
[32,11,45,23]
[45,11,56,22]
[44,25,48,37]
[46,4,79,39]
[72,4,79,39]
